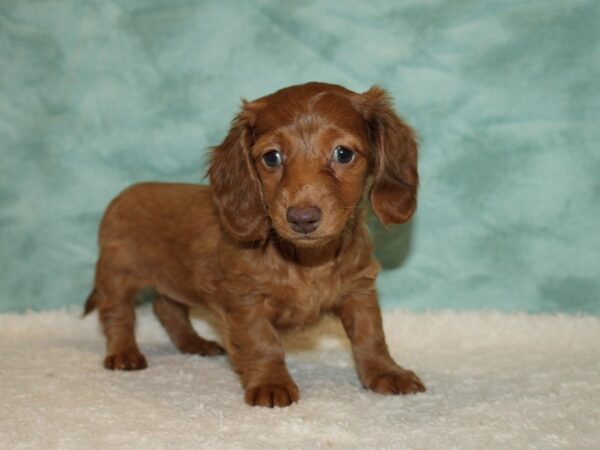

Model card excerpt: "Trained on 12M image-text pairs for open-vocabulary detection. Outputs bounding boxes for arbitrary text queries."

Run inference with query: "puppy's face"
[209,82,419,245]
[251,88,370,246]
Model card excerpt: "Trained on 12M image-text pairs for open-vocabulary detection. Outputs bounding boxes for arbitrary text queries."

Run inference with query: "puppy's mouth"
[270,205,346,246]
[270,222,335,245]
[283,230,340,247]
[292,234,329,242]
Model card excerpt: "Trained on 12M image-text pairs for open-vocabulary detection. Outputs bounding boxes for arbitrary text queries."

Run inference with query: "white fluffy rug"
[1,307,599,449]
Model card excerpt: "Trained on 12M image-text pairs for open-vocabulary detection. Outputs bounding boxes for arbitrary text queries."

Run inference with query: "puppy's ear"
[208,100,269,242]
[354,86,419,225]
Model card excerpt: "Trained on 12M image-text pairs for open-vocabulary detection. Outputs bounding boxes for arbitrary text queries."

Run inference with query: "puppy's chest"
[265,266,342,329]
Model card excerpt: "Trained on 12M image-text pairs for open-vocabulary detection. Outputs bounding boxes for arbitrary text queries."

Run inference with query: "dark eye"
[263,150,282,168]
[333,146,355,164]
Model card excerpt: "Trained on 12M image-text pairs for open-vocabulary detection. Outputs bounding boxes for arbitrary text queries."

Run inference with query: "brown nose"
[286,206,322,234]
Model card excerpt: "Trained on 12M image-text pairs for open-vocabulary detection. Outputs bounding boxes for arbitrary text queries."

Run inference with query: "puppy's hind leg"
[153,295,225,356]
[95,271,148,371]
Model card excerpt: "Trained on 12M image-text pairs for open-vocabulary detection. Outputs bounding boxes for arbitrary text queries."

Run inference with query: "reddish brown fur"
[86,82,425,407]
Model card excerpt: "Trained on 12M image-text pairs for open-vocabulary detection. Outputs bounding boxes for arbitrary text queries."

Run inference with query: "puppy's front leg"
[335,292,426,395]
[225,308,299,407]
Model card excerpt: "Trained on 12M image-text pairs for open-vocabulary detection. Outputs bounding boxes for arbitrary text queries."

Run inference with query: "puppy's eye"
[333,146,355,164]
[263,150,282,168]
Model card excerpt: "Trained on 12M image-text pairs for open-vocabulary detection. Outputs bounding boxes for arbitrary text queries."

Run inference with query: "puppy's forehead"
[253,85,366,137]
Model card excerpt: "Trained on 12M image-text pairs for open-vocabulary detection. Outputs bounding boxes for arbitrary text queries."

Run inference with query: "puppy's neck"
[275,238,341,267]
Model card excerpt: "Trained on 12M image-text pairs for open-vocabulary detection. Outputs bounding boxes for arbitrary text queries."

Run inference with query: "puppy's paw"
[104,349,147,371]
[245,382,299,408]
[179,338,225,357]
[368,369,426,395]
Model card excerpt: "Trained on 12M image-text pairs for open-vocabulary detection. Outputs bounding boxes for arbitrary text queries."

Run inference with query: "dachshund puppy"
[84,82,425,407]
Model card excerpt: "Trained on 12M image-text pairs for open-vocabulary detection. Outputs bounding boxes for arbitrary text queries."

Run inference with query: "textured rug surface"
[1,308,599,449]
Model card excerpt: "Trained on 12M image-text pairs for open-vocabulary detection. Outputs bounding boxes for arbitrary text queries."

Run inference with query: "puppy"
[84,82,425,407]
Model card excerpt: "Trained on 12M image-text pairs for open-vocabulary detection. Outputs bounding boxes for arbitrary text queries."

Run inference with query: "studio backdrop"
[1,0,598,313]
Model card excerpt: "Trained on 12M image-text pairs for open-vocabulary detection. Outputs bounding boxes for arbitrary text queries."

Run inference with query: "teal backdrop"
[1,0,599,314]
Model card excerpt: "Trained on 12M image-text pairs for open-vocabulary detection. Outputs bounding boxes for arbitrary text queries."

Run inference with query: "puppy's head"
[209,82,418,246]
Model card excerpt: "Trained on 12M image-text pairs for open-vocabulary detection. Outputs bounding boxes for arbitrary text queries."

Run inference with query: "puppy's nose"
[286,206,322,234]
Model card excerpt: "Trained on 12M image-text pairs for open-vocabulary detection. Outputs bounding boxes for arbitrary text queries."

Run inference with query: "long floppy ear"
[354,86,419,225]
[208,100,269,242]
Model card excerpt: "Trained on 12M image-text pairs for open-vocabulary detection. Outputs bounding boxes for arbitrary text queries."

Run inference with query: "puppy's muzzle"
[286,206,321,234]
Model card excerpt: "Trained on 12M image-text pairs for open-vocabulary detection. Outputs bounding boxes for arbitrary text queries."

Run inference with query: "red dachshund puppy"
[84,82,425,407]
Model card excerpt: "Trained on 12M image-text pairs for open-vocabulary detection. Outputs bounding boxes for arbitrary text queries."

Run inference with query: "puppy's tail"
[82,288,98,317]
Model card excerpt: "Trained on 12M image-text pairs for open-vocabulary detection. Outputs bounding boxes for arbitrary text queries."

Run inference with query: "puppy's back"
[97,183,221,270]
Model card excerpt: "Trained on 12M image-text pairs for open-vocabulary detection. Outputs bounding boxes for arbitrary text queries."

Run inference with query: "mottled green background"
[1,0,599,313]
